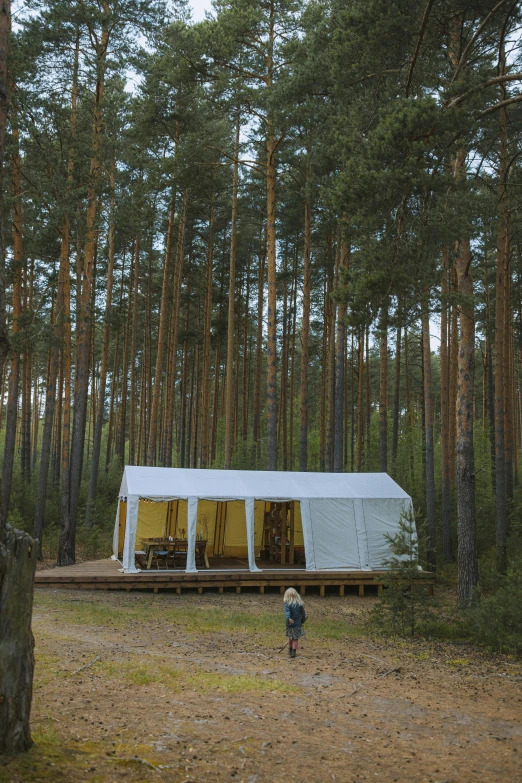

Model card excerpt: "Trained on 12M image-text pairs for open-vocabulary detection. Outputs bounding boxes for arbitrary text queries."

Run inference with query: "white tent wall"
[122,494,140,573]
[364,498,412,568]
[115,467,412,574]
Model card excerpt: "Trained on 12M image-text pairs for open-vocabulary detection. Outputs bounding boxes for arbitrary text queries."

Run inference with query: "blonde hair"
[284,588,303,605]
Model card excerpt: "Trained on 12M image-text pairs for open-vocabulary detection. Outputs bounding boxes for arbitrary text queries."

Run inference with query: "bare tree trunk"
[0,525,37,754]
[129,233,140,465]
[356,330,364,472]
[165,191,188,464]
[146,189,176,466]
[326,255,336,471]
[0,0,37,756]
[33,334,59,557]
[440,247,453,562]
[495,77,509,573]
[59,19,108,565]
[253,226,265,455]
[289,252,297,470]
[334,236,350,472]
[200,200,215,469]
[379,302,388,473]
[299,179,311,471]
[449,275,458,496]
[1,95,23,520]
[266,123,278,470]
[365,325,371,466]
[85,169,116,526]
[241,256,250,443]
[225,114,240,469]
[422,298,436,567]
[391,323,401,472]
[455,237,479,604]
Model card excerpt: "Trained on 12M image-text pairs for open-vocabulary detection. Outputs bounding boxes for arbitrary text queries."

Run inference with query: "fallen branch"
[381,666,402,678]
[339,684,362,698]
[71,655,100,675]
[360,653,386,664]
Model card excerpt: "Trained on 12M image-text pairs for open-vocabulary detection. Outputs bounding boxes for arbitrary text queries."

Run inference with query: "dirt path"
[2,589,521,783]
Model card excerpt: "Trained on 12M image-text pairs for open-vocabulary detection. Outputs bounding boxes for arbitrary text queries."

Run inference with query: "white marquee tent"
[113,467,412,574]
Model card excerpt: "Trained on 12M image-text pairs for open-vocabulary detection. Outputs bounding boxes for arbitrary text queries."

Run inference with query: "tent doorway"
[256,501,305,568]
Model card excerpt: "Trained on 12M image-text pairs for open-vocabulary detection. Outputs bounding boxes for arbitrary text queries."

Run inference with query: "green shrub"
[369,507,436,637]
[465,568,522,654]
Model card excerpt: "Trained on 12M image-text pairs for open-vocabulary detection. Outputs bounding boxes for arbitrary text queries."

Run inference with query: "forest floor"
[1,587,521,783]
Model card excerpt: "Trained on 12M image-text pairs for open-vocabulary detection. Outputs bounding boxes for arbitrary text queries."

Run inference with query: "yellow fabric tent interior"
[117,498,304,561]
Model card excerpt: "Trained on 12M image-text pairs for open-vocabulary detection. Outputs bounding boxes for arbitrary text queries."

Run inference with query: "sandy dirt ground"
[1,587,521,783]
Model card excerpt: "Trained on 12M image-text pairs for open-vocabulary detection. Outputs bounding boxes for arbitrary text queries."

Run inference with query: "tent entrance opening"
[256,501,305,567]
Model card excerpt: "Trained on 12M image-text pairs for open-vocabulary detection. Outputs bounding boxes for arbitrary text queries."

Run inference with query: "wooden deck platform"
[34,558,435,596]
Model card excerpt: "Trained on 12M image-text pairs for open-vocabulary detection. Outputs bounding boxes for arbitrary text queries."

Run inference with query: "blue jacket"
[284,602,306,629]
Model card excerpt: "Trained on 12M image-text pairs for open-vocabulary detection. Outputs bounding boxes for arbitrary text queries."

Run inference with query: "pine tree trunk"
[326,257,336,471]
[485,276,496,495]
[319,278,328,470]
[33,338,59,557]
[266,124,278,470]
[241,256,250,443]
[379,303,388,473]
[165,190,188,465]
[129,233,141,465]
[299,181,311,471]
[53,350,63,484]
[495,83,509,573]
[224,115,240,469]
[253,226,265,454]
[365,325,371,465]
[422,299,436,567]
[334,237,350,472]
[147,189,176,466]
[85,171,116,526]
[0,2,37,755]
[1,98,23,520]
[200,201,215,469]
[180,284,191,468]
[449,271,458,495]
[289,254,297,470]
[391,323,401,472]
[440,247,453,562]
[0,525,37,754]
[356,330,364,472]
[59,22,107,565]
[503,227,513,502]
[455,237,479,604]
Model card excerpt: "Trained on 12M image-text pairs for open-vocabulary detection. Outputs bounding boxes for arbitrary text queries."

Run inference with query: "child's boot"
[288,644,292,656]
[291,648,296,658]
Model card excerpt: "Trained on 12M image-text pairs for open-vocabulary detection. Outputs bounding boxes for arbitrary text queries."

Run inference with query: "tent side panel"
[136,500,168,542]
[363,498,411,568]
[353,499,370,570]
[300,499,316,570]
[307,499,360,570]
[117,501,127,558]
[122,495,140,573]
[223,500,249,557]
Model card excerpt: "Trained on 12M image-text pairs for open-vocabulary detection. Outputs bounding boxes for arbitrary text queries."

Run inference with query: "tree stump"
[0,525,37,754]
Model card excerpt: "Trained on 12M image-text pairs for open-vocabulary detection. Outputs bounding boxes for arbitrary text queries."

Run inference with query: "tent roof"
[119,466,410,501]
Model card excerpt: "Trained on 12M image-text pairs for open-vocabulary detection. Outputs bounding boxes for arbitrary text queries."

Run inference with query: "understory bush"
[369,508,437,637]
[465,568,522,654]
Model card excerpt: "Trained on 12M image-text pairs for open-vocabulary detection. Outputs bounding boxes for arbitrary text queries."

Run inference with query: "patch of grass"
[0,720,90,783]
[97,657,297,694]
[34,593,372,648]
[446,658,470,666]
[409,651,430,661]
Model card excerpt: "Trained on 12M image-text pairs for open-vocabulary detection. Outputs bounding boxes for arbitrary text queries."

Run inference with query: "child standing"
[284,588,306,658]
